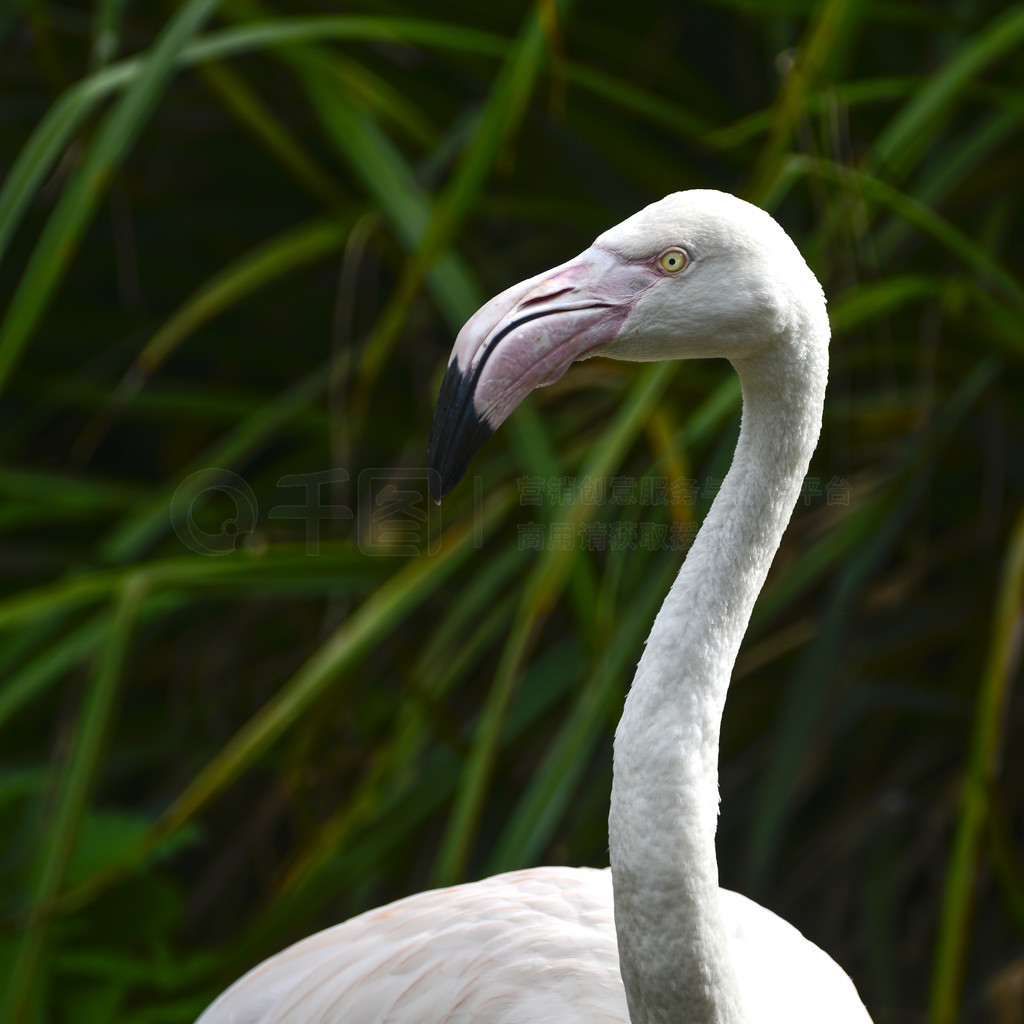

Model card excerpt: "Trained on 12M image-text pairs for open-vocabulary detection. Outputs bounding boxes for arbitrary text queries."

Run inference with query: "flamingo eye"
[658,249,687,274]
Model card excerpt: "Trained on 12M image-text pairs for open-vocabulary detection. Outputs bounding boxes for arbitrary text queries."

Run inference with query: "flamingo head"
[427,190,826,498]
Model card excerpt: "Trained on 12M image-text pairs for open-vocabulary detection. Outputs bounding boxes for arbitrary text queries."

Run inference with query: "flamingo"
[196,190,873,1023]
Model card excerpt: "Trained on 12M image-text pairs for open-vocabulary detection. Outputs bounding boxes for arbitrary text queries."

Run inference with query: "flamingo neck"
[608,333,828,1024]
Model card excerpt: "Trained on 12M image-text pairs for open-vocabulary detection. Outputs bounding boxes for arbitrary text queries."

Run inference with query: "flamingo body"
[197,867,867,1024]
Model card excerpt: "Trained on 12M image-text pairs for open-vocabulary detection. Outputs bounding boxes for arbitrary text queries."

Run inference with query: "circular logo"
[170,469,258,555]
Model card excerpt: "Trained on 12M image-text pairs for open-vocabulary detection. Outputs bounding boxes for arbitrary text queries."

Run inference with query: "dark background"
[1,1,1022,1021]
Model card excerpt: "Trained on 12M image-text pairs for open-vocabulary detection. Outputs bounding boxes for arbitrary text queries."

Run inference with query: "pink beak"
[427,246,656,498]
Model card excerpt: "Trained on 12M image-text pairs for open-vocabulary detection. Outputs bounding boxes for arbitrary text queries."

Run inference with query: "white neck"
[608,332,828,1024]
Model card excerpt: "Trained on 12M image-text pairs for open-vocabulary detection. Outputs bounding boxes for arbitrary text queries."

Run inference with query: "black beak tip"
[426,467,446,505]
[427,360,494,501]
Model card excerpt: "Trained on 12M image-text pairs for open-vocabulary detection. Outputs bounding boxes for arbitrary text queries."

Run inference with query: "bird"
[196,190,873,1024]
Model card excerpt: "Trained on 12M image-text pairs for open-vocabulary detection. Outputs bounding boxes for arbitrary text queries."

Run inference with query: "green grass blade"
[929,505,1024,1024]
[0,612,107,734]
[196,60,351,209]
[0,0,222,395]
[746,357,1000,895]
[873,107,1023,262]
[0,467,142,512]
[987,794,1024,931]
[745,0,863,203]
[50,493,511,919]
[871,5,1024,181]
[183,16,505,64]
[792,155,1024,304]
[100,363,331,563]
[298,73,481,327]
[828,275,944,333]
[315,52,439,150]
[0,86,91,268]
[89,0,127,69]
[354,0,574,400]
[703,76,917,151]
[271,558,523,911]
[0,547,383,633]
[240,636,581,972]
[273,5,607,648]
[1,578,143,1024]
[0,573,123,630]
[0,17,501,274]
[0,12,723,278]
[135,216,354,377]
[432,361,677,885]
[488,547,674,870]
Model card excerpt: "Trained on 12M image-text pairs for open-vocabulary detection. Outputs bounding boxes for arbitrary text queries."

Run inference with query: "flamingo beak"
[427,246,656,499]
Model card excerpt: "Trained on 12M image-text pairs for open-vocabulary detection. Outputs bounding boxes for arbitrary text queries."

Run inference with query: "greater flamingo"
[197,190,872,1023]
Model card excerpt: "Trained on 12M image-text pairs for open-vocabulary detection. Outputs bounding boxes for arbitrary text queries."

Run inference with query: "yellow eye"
[659,249,687,274]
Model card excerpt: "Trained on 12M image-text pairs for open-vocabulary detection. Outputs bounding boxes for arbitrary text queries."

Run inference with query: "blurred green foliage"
[1,1,1022,1022]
